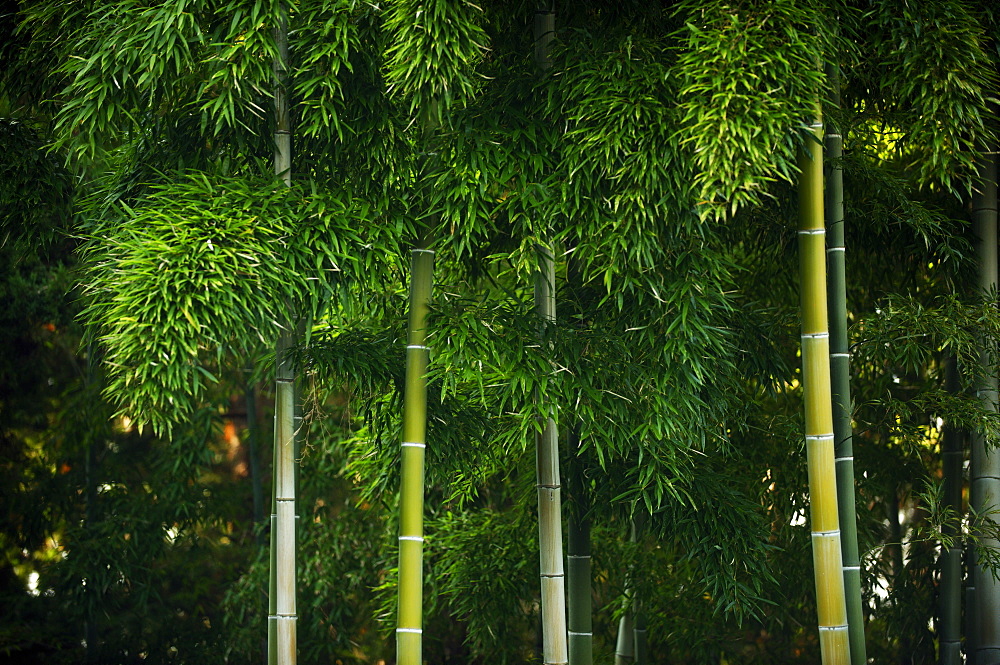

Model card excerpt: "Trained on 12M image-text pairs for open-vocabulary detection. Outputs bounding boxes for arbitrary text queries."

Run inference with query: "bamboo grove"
[4,1,1000,663]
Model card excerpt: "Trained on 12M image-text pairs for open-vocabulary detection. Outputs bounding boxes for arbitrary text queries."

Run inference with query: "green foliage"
[80,172,395,434]
[673,0,825,218]
[866,0,997,192]
[384,0,489,128]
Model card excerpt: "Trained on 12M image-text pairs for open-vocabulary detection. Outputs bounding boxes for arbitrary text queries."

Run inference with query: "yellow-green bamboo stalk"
[396,244,434,665]
[798,101,851,665]
[970,149,1000,665]
[533,8,567,665]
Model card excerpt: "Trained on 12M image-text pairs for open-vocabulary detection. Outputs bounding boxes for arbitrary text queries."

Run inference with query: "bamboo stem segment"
[971,149,1000,665]
[274,335,297,665]
[269,6,295,664]
[938,357,963,665]
[799,104,851,665]
[533,8,568,665]
[535,239,568,665]
[396,246,434,665]
[824,61,867,665]
[566,430,592,665]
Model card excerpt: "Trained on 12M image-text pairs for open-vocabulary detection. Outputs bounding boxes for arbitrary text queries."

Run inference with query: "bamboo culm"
[269,7,297,665]
[396,245,434,665]
[798,100,851,665]
[823,61,867,665]
[971,149,1000,665]
[938,357,963,665]
[566,428,592,665]
[533,8,568,665]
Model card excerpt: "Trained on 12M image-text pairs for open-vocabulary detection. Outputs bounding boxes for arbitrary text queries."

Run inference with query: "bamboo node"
[406,344,429,350]
[398,535,424,542]
[811,530,841,538]
[396,628,423,634]
[801,332,829,339]
[401,441,426,449]
[411,248,436,254]
[798,228,825,235]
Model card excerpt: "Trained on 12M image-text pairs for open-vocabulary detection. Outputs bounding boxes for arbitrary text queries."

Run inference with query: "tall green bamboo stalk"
[396,243,434,665]
[269,7,296,665]
[566,428,592,665]
[823,61,867,665]
[533,8,567,665]
[938,356,963,665]
[798,100,851,665]
[970,149,999,665]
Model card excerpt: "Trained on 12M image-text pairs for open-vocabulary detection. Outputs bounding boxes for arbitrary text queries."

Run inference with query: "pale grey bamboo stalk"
[269,6,296,665]
[533,7,567,665]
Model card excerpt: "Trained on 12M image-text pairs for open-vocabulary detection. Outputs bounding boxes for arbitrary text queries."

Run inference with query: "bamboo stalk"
[533,8,567,665]
[613,510,647,665]
[632,511,648,665]
[274,333,297,665]
[970,149,1000,665]
[798,100,851,665]
[938,357,963,665]
[823,61,867,665]
[269,8,296,664]
[566,428,592,665]
[535,241,568,665]
[396,244,435,665]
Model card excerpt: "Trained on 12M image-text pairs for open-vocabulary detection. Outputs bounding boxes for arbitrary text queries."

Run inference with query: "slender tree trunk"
[395,242,435,665]
[533,7,567,665]
[566,429,592,665]
[274,332,297,665]
[968,541,978,664]
[534,240,568,665]
[971,148,1000,665]
[824,60,867,665]
[246,381,265,541]
[632,511,648,665]
[84,407,99,661]
[269,7,297,665]
[614,610,634,665]
[614,511,647,665]
[939,356,964,665]
[798,98,851,665]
